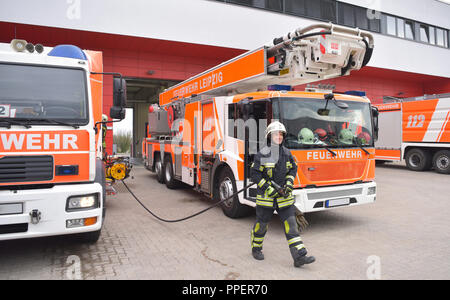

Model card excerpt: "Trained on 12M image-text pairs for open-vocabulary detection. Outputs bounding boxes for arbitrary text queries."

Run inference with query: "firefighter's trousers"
[251,204,307,260]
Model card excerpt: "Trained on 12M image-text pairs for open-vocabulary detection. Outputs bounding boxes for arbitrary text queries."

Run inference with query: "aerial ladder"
[144,23,378,218]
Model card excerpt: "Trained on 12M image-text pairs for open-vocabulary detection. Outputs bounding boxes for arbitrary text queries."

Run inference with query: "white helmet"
[102,114,108,122]
[265,121,287,139]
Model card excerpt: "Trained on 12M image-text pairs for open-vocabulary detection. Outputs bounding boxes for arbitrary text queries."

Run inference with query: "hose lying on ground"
[121,180,256,223]
[122,180,309,231]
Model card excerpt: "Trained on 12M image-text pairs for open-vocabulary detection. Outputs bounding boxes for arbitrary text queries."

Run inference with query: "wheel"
[405,148,432,171]
[433,150,450,174]
[74,229,102,244]
[164,156,180,189]
[216,167,251,218]
[155,155,165,183]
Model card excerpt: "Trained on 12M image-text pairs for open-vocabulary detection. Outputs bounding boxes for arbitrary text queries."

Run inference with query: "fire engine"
[375,94,450,174]
[143,23,379,218]
[0,40,126,241]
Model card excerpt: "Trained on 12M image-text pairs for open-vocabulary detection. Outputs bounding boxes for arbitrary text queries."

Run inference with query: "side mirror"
[371,106,379,141]
[237,97,253,121]
[110,77,127,120]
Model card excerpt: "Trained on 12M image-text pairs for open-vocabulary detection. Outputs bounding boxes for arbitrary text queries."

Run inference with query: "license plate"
[325,198,350,208]
[0,203,23,215]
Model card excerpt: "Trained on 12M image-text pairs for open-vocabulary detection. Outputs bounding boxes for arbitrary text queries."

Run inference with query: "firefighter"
[250,121,315,267]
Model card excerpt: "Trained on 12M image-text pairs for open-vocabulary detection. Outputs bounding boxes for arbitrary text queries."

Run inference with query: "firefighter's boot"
[291,247,315,267]
[252,248,265,261]
[251,221,268,261]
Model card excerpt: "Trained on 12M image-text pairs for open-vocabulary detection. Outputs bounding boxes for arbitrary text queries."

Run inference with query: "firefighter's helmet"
[314,128,327,141]
[357,132,372,144]
[339,129,355,145]
[298,128,315,144]
[265,121,287,139]
[102,114,108,122]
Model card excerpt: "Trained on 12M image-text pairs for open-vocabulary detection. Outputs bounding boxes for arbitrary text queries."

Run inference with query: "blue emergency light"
[345,91,366,97]
[55,165,79,176]
[268,85,292,91]
[48,45,87,60]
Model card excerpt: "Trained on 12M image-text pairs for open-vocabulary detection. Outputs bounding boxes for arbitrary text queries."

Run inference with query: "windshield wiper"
[356,143,370,155]
[0,119,32,129]
[319,145,337,157]
[13,118,80,129]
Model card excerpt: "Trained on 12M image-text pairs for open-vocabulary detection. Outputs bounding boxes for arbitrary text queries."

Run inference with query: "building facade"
[1,0,449,156]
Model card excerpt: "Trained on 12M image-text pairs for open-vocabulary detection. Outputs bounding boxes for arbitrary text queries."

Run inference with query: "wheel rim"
[155,160,162,175]
[165,163,172,182]
[437,155,450,170]
[409,153,421,168]
[219,177,234,208]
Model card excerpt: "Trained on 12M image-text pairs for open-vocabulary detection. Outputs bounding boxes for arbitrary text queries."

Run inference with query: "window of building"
[285,0,306,16]
[436,28,446,47]
[355,6,369,30]
[429,26,436,44]
[320,0,336,23]
[285,0,336,22]
[266,0,283,11]
[420,24,430,43]
[305,0,321,19]
[397,18,405,38]
[227,0,282,12]
[285,0,306,15]
[338,2,355,27]
[368,17,381,33]
[214,0,447,48]
[386,15,396,36]
[405,20,415,40]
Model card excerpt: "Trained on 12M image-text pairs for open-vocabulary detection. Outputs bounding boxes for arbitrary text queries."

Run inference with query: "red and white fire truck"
[375,93,450,174]
[0,40,126,241]
[143,23,379,218]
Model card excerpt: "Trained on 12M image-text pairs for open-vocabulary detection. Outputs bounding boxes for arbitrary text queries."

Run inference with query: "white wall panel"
[0,0,449,77]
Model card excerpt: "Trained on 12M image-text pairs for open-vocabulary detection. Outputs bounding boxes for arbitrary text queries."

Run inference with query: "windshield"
[0,63,88,125]
[274,97,374,149]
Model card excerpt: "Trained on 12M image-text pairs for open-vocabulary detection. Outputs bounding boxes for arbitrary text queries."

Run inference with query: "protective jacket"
[250,144,297,209]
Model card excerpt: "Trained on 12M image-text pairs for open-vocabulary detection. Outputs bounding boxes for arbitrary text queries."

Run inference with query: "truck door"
[202,101,216,155]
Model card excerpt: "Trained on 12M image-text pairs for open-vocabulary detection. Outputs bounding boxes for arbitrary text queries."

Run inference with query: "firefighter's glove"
[266,186,278,198]
[295,211,309,232]
[284,177,294,195]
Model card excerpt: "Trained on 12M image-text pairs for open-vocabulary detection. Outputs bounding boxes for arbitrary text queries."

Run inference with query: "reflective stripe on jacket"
[250,144,298,209]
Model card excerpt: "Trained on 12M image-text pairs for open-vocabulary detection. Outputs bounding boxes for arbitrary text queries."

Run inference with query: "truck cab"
[223,90,377,215]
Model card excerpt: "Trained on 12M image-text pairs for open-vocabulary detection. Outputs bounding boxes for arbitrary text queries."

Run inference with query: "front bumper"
[0,182,103,241]
[293,181,376,213]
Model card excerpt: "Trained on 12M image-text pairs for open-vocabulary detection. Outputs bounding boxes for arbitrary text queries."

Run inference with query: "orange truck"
[0,40,126,241]
[375,94,450,174]
[143,23,379,218]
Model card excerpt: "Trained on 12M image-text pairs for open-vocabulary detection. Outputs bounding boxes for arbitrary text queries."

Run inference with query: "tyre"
[216,167,252,219]
[155,154,165,183]
[75,229,102,244]
[433,150,450,174]
[405,148,432,171]
[164,156,180,189]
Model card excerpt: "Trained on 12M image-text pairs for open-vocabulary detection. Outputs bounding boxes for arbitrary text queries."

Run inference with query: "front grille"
[0,156,53,183]
[0,223,28,234]
[307,188,363,200]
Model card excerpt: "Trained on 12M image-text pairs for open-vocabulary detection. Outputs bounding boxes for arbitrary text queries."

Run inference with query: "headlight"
[66,194,99,211]
[368,186,376,195]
